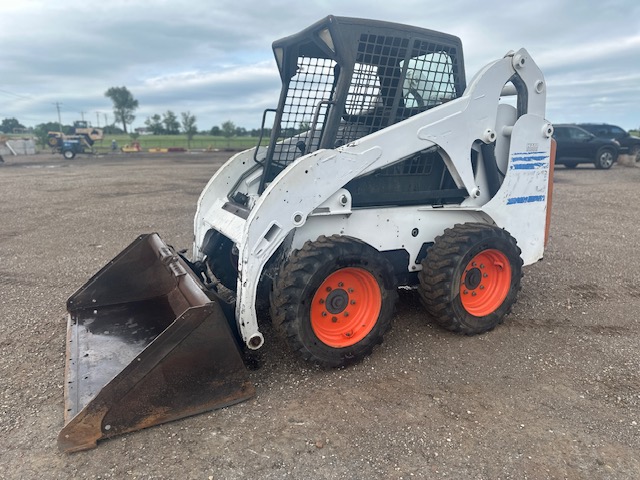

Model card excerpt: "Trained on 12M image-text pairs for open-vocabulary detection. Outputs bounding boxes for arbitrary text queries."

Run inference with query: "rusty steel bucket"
[58,233,255,453]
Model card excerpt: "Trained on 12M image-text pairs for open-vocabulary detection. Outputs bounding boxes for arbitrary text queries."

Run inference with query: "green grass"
[93,134,265,153]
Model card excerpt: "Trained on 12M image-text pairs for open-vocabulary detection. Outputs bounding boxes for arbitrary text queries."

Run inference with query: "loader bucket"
[58,233,255,453]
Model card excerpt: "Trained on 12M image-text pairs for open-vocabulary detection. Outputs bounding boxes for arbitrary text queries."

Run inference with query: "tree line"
[6,85,640,144]
[3,85,312,147]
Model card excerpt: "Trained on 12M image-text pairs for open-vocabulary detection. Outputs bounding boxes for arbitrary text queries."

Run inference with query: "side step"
[58,233,255,453]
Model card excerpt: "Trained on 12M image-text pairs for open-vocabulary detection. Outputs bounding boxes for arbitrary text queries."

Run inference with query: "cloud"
[1,0,639,130]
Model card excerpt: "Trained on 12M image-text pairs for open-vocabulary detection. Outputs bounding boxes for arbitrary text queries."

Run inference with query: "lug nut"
[472,292,477,296]
[319,299,325,304]
[322,311,327,317]
[344,312,349,317]
[463,290,468,295]
[338,282,344,287]
[350,300,356,305]
[332,316,338,323]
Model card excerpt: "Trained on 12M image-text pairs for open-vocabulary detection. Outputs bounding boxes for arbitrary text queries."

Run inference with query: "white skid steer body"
[58,16,555,452]
[193,47,554,350]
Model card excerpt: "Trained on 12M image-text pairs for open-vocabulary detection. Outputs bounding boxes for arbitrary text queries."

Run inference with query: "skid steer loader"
[59,15,555,452]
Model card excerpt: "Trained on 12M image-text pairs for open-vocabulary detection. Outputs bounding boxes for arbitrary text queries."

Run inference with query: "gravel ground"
[1,152,639,479]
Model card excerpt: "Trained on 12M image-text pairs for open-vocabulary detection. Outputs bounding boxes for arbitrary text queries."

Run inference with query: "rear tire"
[594,147,615,169]
[563,161,578,169]
[418,223,522,335]
[270,235,397,368]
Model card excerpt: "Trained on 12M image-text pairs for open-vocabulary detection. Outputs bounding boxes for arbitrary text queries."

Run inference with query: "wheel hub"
[464,267,482,290]
[310,267,382,348]
[459,249,512,317]
[325,289,349,314]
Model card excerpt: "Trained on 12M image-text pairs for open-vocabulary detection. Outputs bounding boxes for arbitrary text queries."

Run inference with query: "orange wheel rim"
[459,249,511,316]
[311,267,381,348]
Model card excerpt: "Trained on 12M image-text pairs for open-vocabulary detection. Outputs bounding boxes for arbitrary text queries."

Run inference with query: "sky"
[1,0,639,132]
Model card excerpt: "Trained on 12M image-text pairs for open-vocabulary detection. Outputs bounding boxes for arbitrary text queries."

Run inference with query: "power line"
[0,88,31,100]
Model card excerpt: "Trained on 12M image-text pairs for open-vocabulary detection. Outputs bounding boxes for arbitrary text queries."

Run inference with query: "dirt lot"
[1,152,639,479]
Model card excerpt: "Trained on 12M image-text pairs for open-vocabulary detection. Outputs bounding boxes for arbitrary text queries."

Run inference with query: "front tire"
[63,149,76,160]
[418,223,523,335]
[594,147,615,169]
[270,235,397,368]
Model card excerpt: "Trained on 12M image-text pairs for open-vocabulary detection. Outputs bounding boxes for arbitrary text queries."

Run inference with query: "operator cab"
[253,16,466,193]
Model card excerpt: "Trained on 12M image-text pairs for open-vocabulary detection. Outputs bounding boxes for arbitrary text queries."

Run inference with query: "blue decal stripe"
[510,162,547,170]
[507,195,545,205]
[513,151,546,155]
[512,155,549,162]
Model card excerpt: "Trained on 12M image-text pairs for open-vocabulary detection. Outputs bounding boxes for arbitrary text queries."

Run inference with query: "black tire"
[47,136,60,147]
[270,235,397,368]
[563,161,578,169]
[63,149,76,160]
[418,223,523,335]
[594,147,615,169]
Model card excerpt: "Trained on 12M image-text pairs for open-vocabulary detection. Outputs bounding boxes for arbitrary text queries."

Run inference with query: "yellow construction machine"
[48,121,104,159]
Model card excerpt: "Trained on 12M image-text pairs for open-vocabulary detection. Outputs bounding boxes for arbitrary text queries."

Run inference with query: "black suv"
[577,123,640,157]
[552,124,619,169]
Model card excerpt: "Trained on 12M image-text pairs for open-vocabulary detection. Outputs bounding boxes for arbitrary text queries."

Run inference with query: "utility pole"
[53,102,63,133]
[104,113,108,128]
[96,111,101,127]
[80,111,86,122]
